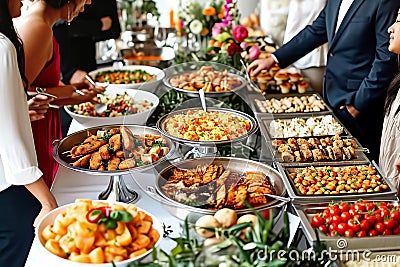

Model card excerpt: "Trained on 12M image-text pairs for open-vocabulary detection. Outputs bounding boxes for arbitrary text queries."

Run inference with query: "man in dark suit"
[249,0,400,163]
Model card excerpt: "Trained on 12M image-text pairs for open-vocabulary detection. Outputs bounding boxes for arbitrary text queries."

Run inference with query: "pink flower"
[232,25,248,43]
[240,42,248,49]
[248,45,261,60]
[212,23,224,38]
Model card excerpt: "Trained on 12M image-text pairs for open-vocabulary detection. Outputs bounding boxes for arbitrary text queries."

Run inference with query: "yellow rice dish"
[164,110,251,141]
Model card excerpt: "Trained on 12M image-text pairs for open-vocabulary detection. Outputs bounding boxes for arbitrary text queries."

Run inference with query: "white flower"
[189,19,203,34]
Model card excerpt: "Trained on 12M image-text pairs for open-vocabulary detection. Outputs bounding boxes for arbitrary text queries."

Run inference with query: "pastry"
[280,81,291,94]
[297,80,309,93]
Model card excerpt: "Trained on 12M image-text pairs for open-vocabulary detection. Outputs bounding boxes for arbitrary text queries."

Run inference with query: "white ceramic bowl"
[89,65,165,93]
[35,200,163,267]
[65,88,159,128]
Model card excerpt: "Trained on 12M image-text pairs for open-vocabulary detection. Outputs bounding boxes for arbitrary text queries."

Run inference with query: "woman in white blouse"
[0,1,57,267]
[380,9,400,190]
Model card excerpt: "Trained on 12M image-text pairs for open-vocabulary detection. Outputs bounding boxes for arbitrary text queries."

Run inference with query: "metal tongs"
[240,58,260,92]
[34,87,58,99]
[84,74,109,114]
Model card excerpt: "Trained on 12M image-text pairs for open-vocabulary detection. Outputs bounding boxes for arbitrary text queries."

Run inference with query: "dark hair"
[384,72,400,116]
[0,0,28,91]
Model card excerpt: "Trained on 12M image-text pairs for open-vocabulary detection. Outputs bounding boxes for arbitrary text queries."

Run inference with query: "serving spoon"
[199,88,207,112]
[263,193,291,203]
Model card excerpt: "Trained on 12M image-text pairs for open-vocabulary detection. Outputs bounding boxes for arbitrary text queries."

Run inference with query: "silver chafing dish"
[276,162,397,204]
[292,199,400,251]
[147,157,287,222]
[156,107,258,158]
[162,61,247,98]
[52,124,175,203]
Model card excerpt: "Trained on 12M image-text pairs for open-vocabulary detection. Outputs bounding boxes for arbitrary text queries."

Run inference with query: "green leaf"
[215,32,232,42]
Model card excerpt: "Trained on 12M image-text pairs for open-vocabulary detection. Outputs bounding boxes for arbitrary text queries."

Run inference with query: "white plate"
[89,65,165,93]
[65,88,159,128]
[35,200,163,267]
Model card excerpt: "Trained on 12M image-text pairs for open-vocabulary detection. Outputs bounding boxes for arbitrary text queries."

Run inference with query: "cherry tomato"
[390,210,400,221]
[339,202,350,213]
[318,224,328,233]
[364,213,376,225]
[344,229,354,237]
[337,223,348,235]
[340,212,351,223]
[348,219,360,233]
[375,222,385,234]
[384,218,398,230]
[311,215,325,228]
[382,229,392,235]
[365,202,376,212]
[357,230,367,237]
[329,223,338,233]
[393,226,400,235]
[353,203,366,213]
[329,230,339,237]
[359,220,370,232]
[332,215,342,224]
[329,205,341,216]
[368,229,378,236]
[379,207,390,218]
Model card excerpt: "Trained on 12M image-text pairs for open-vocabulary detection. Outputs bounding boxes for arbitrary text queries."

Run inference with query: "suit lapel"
[329,0,365,50]
[328,0,342,43]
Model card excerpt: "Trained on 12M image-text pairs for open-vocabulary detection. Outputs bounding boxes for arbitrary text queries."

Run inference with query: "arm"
[353,0,399,113]
[0,40,57,223]
[274,3,328,68]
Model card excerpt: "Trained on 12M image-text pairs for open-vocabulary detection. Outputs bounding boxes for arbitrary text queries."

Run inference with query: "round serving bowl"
[89,65,165,93]
[156,107,258,147]
[163,61,247,98]
[151,157,287,222]
[64,88,159,128]
[35,200,163,267]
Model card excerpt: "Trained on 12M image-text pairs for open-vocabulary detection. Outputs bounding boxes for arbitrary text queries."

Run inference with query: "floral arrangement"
[175,0,262,70]
[176,0,225,40]
[207,0,261,70]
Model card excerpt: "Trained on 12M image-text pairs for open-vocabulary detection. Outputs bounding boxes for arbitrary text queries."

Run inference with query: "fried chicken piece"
[71,139,107,157]
[248,193,268,206]
[115,150,125,158]
[98,165,106,171]
[214,170,231,208]
[109,127,120,135]
[109,134,121,152]
[99,144,110,160]
[233,184,247,209]
[89,151,102,170]
[72,154,92,168]
[83,134,97,144]
[108,156,121,170]
[119,158,136,170]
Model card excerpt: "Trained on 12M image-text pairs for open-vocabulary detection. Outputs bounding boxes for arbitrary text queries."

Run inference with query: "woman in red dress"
[14,0,104,187]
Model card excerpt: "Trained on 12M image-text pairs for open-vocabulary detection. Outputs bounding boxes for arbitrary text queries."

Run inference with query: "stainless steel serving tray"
[156,107,259,147]
[268,135,368,166]
[257,112,350,140]
[52,124,175,175]
[152,157,287,221]
[162,61,247,98]
[292,200,400,251]
[276,162,397,203]
[253,92,333,114]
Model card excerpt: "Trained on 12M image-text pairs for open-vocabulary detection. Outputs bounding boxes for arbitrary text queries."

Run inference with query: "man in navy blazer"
[249,0,400,162]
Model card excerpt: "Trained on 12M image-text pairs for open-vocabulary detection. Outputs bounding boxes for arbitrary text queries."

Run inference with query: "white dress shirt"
[283,0,328,69]
[0,34,42,192]
[335,0,355,33]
